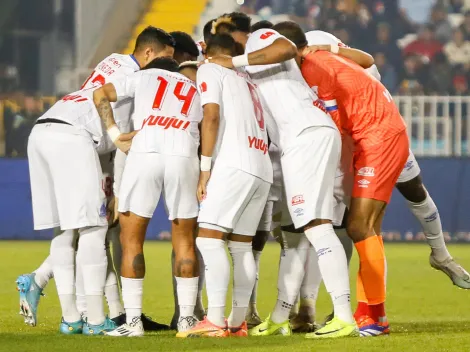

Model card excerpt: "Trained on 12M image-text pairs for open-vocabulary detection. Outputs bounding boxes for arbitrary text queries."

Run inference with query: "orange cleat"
[229,321,248,337]
[176,317,229,338]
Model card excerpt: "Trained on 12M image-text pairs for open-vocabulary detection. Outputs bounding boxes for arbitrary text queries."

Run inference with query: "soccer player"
[285,22,410,336]
[17,26,175,331]
[178,34,273,338]
[170,31,200,64]
[93,57,202,337]
[207,13,358,339]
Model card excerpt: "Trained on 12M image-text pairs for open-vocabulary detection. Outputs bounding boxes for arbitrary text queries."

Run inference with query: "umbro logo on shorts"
[358,179,370,188]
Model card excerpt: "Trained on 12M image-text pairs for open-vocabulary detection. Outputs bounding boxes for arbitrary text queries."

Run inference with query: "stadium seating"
[123,0,208,54]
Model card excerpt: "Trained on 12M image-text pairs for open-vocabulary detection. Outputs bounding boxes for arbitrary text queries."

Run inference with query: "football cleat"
[83,316,117,336]
[59,318,83,335]
[321,311,335,327]
[249,315,292,337]
[357,316,390,337]
[430,254,470,289]
[290,313,319,333]
[176,317,229,338]
[246,311,263,329]
[105,316,144,337]
[177,316,198,333]
[16,273,43,326]
[229,321,248,337]
[141,313,170,331]
[306,317,358,339]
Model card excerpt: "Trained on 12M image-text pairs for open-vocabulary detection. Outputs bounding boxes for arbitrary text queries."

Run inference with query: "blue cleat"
[59,318,84,335]
[83,316,117,336]
[16,273,43,326]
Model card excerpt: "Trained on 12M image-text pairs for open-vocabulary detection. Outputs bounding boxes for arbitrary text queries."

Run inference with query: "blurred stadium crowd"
[1,0,470,157]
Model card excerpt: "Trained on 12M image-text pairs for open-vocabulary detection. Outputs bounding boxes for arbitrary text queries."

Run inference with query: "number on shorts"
[152,76,197,116]
[383,89,393,103]
[247,82,265,130]
[81,70,106,89]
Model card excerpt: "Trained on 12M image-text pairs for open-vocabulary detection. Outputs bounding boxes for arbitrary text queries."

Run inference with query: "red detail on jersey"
[246,82,265,130]
[152,76,170,110]
[80,70,106,89]
[61,94,87,103]
[292,195,305,206]
[174,82,197,116]
[260,31,275,40]
[313,99,327,114]
[248,136,268,154]
[199,82,207,93]
[142,115,191,131]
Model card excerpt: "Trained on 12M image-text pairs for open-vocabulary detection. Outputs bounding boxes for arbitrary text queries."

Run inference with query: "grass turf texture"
[1,241,470,352]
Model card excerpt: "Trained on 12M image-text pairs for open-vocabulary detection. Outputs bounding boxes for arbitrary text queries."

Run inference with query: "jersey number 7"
[152,76,197,116]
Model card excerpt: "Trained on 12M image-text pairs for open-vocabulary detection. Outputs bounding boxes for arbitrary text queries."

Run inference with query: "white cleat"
[105,317,144,337]
[430,254,470,289]
[177,316,198,333]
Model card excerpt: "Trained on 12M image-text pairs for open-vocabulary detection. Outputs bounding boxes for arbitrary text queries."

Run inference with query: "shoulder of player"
[305,30,341,46]
[101,53,140,72]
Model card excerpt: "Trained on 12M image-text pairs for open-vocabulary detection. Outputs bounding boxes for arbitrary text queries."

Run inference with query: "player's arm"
[302,44,374,69]
[93,78,138,153]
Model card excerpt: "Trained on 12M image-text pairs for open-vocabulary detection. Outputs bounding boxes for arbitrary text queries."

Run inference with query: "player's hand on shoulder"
[203,55,234,69]
[114,130,138,154]
[302,44,331,58]
[197,171,211,203]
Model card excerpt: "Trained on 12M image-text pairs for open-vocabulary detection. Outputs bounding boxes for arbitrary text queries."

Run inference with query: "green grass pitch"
[1,241,470,351]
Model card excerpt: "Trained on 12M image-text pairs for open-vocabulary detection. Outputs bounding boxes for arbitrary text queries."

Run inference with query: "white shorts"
[28,123,107,230]
[332,135,354,226]
[396,149,421,183]
[281,126,341,229]
[118,152,199,220]
[198,166,271,236]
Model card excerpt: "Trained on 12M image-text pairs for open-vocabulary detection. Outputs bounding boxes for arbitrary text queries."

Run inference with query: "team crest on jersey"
[291,195,305,206]
[357,167,375,177]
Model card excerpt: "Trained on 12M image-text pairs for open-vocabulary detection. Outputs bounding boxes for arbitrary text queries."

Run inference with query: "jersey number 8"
[247,82,265,130]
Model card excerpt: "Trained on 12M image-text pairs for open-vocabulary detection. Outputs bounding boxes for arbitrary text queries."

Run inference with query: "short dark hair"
[228,12,251,33]
[251,20,273,32]
[170,31,199,58]
[134,26,175,53]
[203,19,216,42]
[272,21,308,49]
[143,57,179,72]
[206,34,238,57]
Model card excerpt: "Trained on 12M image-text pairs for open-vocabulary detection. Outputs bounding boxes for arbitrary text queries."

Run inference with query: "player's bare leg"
[347,197,389,336]
[172,217,200,333]
[396,176,470,289]
[106,211,147,337]
[178,228,230,338]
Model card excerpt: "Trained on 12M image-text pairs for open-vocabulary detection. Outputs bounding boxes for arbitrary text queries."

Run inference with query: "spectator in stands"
[460,10,470,40]
[430,4,453,43]
[374,52,397,93]
[397,54,426,95]
[448,0,470,13]
[444,28,470,65]
[426,52,453,94]
[452,73,470,95]
[369,22,403,71]
[403,24,443,63]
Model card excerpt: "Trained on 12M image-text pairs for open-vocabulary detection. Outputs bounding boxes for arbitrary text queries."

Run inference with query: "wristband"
[232,54,250,68]
[107,125,121,142]
[331,44,340,54]
[200,155,212,171]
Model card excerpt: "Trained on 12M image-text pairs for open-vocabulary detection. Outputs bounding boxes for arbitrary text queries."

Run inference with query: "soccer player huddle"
[18,11,470,339]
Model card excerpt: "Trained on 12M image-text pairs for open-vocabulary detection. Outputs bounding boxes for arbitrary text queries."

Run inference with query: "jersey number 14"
[152,76,197,116]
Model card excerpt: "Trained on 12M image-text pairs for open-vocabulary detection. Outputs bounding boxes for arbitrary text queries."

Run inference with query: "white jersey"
[113,69,202,157]
[196,63,273,183]
[82,53,140,153]
[305,30,381,81]
[244,29,336,148]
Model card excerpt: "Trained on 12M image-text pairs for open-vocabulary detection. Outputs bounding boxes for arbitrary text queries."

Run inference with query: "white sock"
[335,228,353,266]
[105,247,124,319]
[196,248,205,313]
[176,277,198,317]
[196,237,229,327]
[227,241,256,327]
[248,250,262,313]
[305,224,354,324]
[299,244,322,318]
[77,226,108,326]
[33,255,54,289]
[121,277,144,324]
[271,232,309,324]
[50,230,80,322]
[75,250,87,317]
[407,192,451,262]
